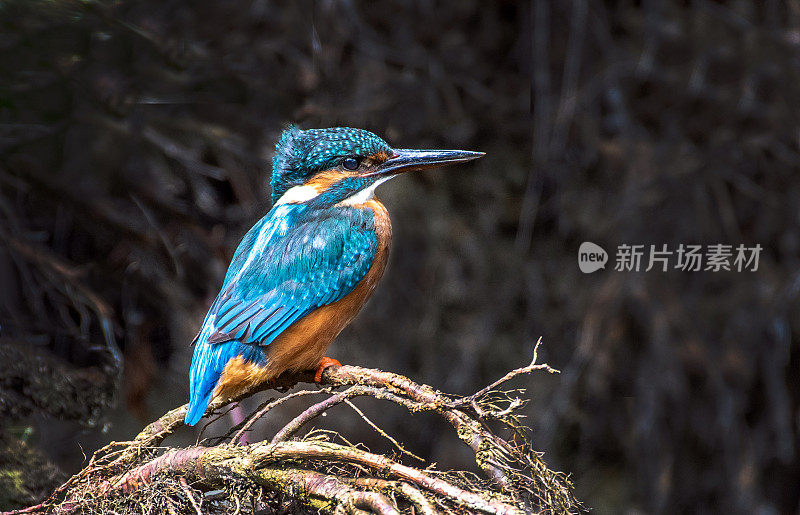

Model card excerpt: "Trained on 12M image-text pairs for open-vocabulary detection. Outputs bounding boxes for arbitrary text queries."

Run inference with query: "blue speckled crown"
[271,126,392,202]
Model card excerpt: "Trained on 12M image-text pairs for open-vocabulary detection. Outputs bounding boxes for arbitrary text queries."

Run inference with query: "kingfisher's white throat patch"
[274,176,393,207]
[338,176,393,206]
[274,184,320,205]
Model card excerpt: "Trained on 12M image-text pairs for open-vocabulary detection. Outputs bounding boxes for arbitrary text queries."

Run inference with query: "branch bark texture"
[5,346,581,514]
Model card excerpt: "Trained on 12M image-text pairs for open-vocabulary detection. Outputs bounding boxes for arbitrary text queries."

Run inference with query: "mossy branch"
[4,340,582,514]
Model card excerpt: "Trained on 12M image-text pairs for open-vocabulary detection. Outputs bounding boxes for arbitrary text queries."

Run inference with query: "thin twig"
[457,338,558,408]
[344,398,425,462]
[179,478,202,515]
[269,385,433,444]
[232,389,322,444]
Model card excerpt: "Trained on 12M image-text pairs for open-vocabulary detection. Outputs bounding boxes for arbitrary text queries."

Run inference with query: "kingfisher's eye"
[342,157,360,170]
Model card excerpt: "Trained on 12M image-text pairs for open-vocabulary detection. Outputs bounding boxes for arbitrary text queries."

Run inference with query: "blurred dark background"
[1,0,799,513]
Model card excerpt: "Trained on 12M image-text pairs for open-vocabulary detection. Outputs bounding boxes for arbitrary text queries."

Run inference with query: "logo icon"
[579,242,608,273]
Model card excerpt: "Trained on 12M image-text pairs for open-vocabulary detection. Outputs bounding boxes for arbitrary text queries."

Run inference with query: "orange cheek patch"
[306,170,349,190]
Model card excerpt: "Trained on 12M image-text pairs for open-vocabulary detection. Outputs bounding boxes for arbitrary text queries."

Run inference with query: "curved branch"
[103,441,523,514]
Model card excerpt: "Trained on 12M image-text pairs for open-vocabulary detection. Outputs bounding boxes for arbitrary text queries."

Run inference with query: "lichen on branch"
[6,340,582,514]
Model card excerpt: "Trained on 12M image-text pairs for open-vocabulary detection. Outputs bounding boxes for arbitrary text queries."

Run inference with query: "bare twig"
[231,389,322,444]
[343,398,425,462]
[178,478,202,515]
[456,338,559,411]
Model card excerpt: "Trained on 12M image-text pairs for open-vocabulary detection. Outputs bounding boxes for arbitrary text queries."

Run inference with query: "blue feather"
[185,201,379,425]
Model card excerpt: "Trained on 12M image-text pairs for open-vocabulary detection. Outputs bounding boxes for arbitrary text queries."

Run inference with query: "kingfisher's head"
[270,126,483,207]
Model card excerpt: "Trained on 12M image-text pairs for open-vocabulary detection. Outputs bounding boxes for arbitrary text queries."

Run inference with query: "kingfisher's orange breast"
[213,199,392,400]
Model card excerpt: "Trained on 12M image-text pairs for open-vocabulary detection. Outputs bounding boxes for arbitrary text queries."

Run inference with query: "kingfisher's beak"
[367,148,484,177]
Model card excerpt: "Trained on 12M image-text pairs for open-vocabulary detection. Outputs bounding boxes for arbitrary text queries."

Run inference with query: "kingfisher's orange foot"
[314,357,342,382]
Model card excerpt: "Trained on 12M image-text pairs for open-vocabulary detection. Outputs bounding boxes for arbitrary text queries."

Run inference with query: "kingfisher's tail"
[186,334,246,425]
[185,338,225,425]
[185,333,265,426]
[185,389,213,426]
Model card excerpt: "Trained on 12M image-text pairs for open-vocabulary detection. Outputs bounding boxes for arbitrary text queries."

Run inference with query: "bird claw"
[314,356,342,382]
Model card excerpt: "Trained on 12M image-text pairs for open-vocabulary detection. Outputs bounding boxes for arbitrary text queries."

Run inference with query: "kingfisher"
[185,126,483,425]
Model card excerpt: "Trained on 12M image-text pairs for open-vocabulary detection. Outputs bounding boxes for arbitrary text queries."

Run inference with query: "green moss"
[0,432,65,510]
[0,469,30,508]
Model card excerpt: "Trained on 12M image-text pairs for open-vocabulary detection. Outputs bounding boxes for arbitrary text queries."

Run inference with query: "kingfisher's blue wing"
[203,205,378,347]
[185,203,379,425]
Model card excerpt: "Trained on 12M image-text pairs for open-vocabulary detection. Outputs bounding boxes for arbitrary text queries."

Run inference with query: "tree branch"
[6,350,582,514]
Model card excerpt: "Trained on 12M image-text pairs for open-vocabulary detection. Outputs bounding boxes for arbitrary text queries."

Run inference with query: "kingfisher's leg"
[314,356,342,382]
